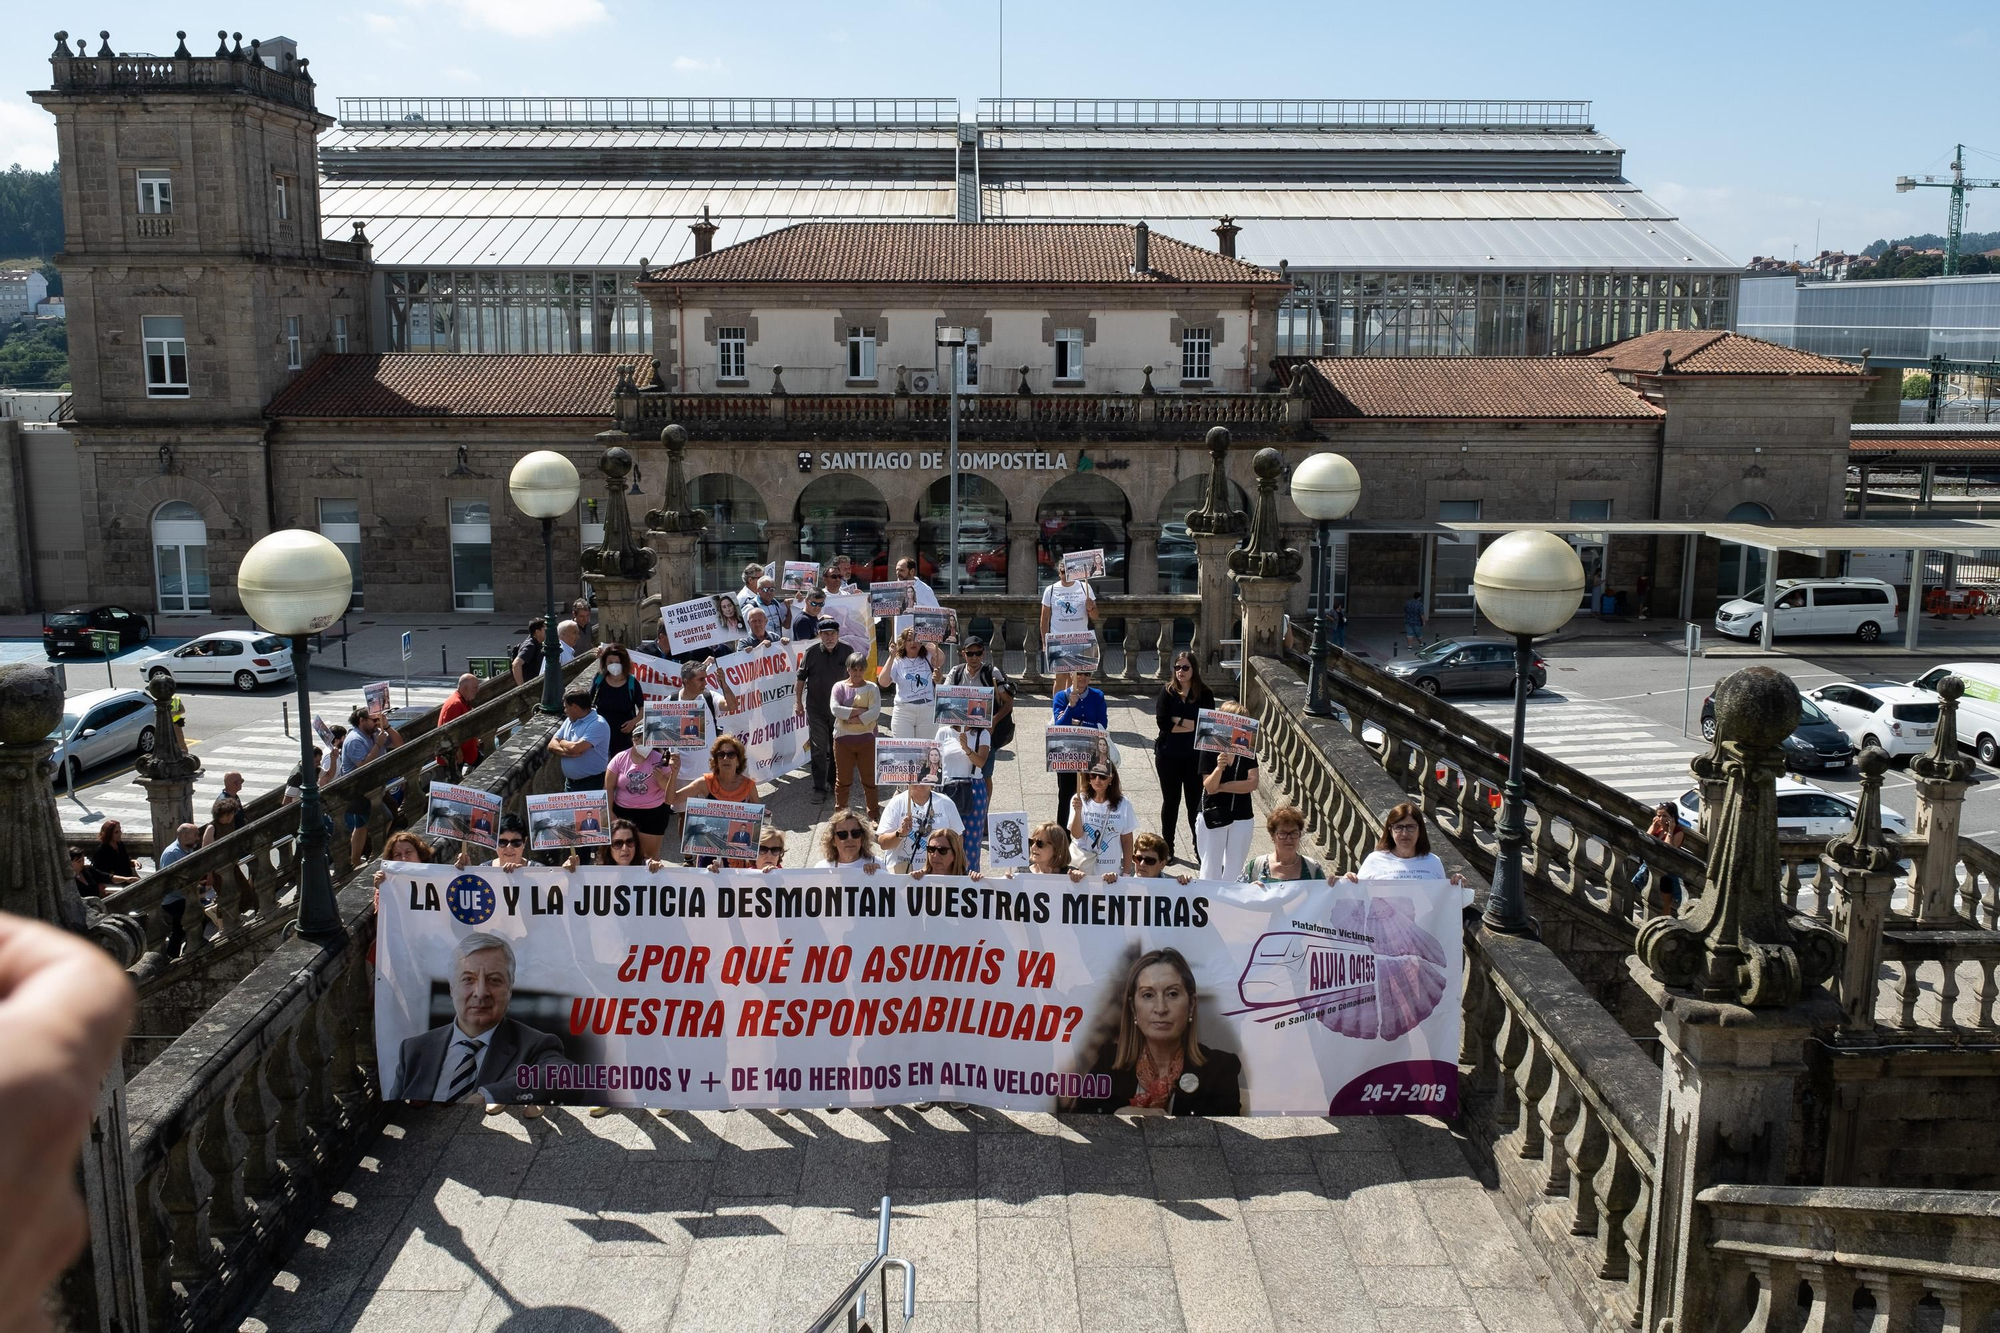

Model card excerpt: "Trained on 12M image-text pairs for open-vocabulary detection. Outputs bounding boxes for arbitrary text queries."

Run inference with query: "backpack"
[952,662,1015,750]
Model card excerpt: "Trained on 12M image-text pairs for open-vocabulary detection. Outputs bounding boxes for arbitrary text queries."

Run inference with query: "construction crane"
[1895,145,2000,275]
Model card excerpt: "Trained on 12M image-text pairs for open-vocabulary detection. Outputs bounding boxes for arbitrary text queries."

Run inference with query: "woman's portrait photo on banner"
[877,739,943,786]
[911,606,957,644]
[868,581,916,618]
[1046,726,1109,773]
[1061,547,1107,580]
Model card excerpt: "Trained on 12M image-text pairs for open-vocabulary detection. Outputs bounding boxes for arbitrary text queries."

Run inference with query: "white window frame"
[285,315,302,370]
[317,498,364,610]
[448,499,495,612]
[334,314,348,352]
[717,326,746,381]
[142,316,190,398]
[1181,327,1213,382]
[847,327,877,382]
[1055,327,1084,382]
[275,174,290,221]
[136,171,172,215]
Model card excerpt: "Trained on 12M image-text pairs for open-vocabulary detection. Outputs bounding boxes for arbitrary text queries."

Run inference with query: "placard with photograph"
[425,781,502,848]
[781,560,820,593]
[312,715,335,749]
[1194,708,1260,759]
[526,792,612,851]
[363,681,391,715]
[984,810,1030,869]
[1045,726,1114,773]
[868,581,916,618]
[1044,632,1101,673]
[1061,547,1107,580]
[681,798,765,863]
[641,699,709,750]
[910,606,957,644]
[935,684,994,728]
[875,739,944,786]
[659,595,746,655]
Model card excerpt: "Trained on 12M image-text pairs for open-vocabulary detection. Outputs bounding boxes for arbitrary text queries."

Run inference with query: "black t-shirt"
[797,642,855,715]
[1199,751,1257,824]
[88,842,136,878]
[591,674,643,754]
[517,637,548,679]
[1155,686,1216,754]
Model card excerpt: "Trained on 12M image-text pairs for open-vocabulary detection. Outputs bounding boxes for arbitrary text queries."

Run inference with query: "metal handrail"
[800,1196,917,1333]
[336,96,959,128]
[976,97,1593,129]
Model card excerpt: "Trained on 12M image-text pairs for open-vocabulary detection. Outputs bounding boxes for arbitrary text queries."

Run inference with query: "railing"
[135,215,174,238]
[976,98,1595,130]
[1878,926,2000,1033]
[935,593,1201,690]
[800,1196,916,1333]
[337,96,959,128]
[1700,1185,2000,1332]
[51,50,319,112]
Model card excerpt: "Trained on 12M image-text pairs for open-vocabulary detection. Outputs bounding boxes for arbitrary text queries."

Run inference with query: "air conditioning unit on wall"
[908,369,940,393]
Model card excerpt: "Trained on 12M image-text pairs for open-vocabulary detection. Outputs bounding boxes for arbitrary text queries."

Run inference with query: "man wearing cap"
[795,617,856,802]
[944,633,1014,785]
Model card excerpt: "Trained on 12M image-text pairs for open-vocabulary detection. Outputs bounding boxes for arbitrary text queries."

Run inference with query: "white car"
[136,631,295,692]
[1676,779,1910,840]
[1713,577,1899,644]
[1805,682,1939,760]
[1909,663,2000,767]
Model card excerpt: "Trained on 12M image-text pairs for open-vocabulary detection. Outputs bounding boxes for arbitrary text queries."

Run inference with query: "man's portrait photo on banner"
[392,931,574,1105]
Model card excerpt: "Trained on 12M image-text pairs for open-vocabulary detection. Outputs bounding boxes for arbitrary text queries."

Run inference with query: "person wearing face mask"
[603,727,675,860]
[589,644,644,757]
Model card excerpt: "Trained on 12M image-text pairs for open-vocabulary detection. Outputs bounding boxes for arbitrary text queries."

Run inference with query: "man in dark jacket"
[394,932,570,1110]
[794,617,855,802]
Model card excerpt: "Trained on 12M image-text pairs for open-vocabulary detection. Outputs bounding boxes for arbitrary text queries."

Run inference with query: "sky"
[4,0,1997,264]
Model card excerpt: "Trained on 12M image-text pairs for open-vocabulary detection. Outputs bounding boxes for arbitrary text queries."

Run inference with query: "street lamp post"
[237,529,356,940]
[1471,530,1585,936]
[509,451,583,715]
[1289,453,1361,716]
[937,326,966,596]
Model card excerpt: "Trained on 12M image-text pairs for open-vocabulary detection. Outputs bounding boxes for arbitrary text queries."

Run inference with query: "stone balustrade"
[49,35,320,112]
[1698,1184,2000,1332]
[935,593,1202,690]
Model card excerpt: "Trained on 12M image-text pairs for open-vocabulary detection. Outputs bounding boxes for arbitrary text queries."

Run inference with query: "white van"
[1910,662,2000,766]
[1714,578,1899,644]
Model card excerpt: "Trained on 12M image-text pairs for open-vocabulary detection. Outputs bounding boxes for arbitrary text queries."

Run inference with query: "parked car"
[46,687,157,785]
[1699,692,1856,771]
[1713,578,1899,644]
[1804,682,1939,760]
[1676,778,1909,840]
[43,606,151,658]
[135,631,294,692]
[1383,638,1548,697]
[1909,662,2000,765]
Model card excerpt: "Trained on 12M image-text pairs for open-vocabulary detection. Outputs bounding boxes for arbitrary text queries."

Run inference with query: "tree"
[0,321,68,390]
[1902,371,1932,400]
[0,164,62,260]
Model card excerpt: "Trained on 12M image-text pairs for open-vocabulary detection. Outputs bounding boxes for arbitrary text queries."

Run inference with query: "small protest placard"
[681,798,764,863]
[1061,548,1107,579]
[526,791,611,851]
[426,782,502,848]
[935,684,994,728]
[1194,708,1260,760]
[868,581,916,618]
[1045,726,1113,773]
[642,699,708,750]
[363,681,390,715]
[1044,632,1101,674]
[781,560,820,593]
[910,606,957,644]
[312,715,335,749]
[659,595,746,655]
[985,810,1030,869]
[876,739,944,786]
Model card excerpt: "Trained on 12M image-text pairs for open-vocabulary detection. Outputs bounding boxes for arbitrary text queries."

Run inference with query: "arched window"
[1718,500,1774,600]
[151,500,210,613]
[1156,474,1251,595]
[688,474,769,594]
[1037,474,1132,593]
[797,475,889,584]
[918,475,1010,591]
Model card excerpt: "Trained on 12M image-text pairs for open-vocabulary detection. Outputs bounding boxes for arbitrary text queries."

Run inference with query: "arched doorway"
[918,475,1010,591]
[797,476,888,583]
[688,474,769,594]
[151,500,210,613]
[1718,501,1773,601]
[1156,474,1250,595]
[1038,474,1132,592]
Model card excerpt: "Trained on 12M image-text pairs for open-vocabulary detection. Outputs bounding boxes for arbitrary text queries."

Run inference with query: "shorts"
[1404,619,1422,637]
[343,800,371,830]
[612,801,671,837]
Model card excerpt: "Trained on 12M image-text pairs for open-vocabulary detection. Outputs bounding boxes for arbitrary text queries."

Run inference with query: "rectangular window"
[317,498,364,611]
[275,175,290,221]
[847,327,877,381]
[449,499,494,611]
[334,315,348,352]
[285,315,301,370]
[1438,500,1481,521]
[1181,326,1212,382]
[1055,328,1084,381]
[142,316,189,397]
[1568,499,1612,522]
[136,172,172,214]
[717,326,746,380]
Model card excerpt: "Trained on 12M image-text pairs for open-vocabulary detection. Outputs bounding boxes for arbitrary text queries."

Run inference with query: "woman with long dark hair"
[1075,947,1241,1116]
[588,642,644,757]
[1153,650,1215,865]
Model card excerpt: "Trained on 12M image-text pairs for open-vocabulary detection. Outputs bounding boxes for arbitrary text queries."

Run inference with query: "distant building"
[0,270,50,324]
[35,296,64,319]
[1809,250,1868,281]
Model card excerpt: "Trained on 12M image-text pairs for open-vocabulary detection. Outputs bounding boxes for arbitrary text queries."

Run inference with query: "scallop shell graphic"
[1232,893,1449,1042]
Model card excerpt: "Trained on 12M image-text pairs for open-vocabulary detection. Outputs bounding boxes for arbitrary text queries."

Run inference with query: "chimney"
[1212,215,1240,259]
[1133,221,1150,274]
[691,206,718,258]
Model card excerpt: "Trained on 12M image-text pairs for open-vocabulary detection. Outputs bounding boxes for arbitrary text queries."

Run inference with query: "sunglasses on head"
[497,836,526,847]
[834,827,862,841]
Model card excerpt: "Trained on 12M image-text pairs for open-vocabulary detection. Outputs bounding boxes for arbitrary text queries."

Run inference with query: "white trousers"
[890,702,936,738]
[1196,819,1254,882]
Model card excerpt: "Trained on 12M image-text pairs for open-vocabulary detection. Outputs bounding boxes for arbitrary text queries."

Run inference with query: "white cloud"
[0,100,57,172]
[441,0,607,38]
[672,55,724,73]
[360,12,403,34]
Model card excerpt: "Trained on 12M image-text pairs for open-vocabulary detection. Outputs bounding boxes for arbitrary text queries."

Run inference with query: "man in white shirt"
[877,779,963,872]
[1040,567,1098,638]
[736,561,769,612]
[893,555,940,639]
[556,619,581,666]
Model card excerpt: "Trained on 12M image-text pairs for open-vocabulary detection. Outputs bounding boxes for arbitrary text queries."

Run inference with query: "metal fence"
[337,97,959,127]
[975,98,1593,128]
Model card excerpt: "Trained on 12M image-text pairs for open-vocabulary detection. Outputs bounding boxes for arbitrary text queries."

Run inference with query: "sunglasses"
[611,838,637,848]
[1389,823,1421,834]
[1174,664,1191,673]
[834,828,863,841]
[964,648,983,656]
[497,837,526,847]
[1029,838,1050,849]
[927,842,953,853]
[1135,854,1162,866]
[759,843,785,854]
[1273,827,1303,838]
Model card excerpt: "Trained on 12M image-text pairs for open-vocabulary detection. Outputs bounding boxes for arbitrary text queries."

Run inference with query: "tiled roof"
[643,222,1289,286]
[1282,357,1662,421]
[266,354,651,419]
[1592,330,1861,376]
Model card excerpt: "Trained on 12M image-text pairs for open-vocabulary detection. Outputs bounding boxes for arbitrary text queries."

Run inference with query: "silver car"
[48,688,158,785]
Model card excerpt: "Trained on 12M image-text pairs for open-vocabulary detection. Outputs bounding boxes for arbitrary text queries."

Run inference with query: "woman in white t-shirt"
[1068,764,1137,877]
[885,628,943,738]
[1040,568,1097,639]
[1346,802,1469,900]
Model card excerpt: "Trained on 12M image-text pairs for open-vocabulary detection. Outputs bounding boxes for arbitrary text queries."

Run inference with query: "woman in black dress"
[1152,652,1215,867]
[1076,947,1241,1116]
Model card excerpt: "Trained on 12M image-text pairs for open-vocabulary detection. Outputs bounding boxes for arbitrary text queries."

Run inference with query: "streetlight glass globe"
[1473,530,1586,637]
[1290,452,1361,521]
[508,450,582,520]
[237,530,353,636]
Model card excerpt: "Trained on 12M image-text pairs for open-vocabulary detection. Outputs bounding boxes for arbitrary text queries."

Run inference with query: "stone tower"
[29,29,372,610]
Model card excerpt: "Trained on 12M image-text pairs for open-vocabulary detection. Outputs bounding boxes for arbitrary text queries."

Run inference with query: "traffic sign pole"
[400,630,413,707]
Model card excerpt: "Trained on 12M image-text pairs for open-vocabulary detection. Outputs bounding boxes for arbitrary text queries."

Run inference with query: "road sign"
[88,629,118,686]
[400,631,413,661]
[401,630,414,707]
[468,656,512,680]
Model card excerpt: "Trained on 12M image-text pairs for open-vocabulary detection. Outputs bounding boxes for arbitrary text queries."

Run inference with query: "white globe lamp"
[1289,452,1361,715]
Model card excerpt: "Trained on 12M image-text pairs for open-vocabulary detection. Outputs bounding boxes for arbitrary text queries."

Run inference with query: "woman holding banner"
[885,629,944,739]
[1010,823,1087,883]
[813,812,881,872]
[1239,807,1330,884]
[908,828,967,878]
[1343,802,1466,891]
[669,736,759,869]
[1075,948,1241,1116]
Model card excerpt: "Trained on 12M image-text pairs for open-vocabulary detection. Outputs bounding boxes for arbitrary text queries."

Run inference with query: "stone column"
[1236,577,1293,665]
[765,521,799,569]
[886,522,920,572]
[1227,447,1303,670]
[1821,748,1899,1030]
[1908,675,1974,920]
[648,532,700,612]
[1193,534,1238,671]
[1006,521,1039,598]
[0,662,82,927]
[1125,522,1161,596]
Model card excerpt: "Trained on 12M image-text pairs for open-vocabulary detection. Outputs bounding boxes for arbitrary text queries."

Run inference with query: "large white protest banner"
[710,640,807,784]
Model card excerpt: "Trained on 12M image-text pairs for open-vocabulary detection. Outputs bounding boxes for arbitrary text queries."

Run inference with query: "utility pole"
[1896,145,2000,275]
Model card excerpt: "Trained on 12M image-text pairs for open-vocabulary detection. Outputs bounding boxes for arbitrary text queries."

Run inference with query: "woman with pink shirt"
[603,736,675,860]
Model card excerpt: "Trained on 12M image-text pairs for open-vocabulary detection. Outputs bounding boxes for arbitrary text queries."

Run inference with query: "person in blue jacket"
[1051,666,1108,826]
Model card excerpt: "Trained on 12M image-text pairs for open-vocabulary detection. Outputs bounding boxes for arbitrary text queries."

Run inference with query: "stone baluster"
[198,1092,249,1248]
[1565,1102,1610,1242]
[139,1169,174,1328]
[1154,618,1176,683]
[1823,749,1899,1031]
[1512,1037,1554,1163]
[0,662,88,926]
[1121,617,1142,682]
[1021,622,1044,688]
[1909,676,1975,920]
[161,1133,216,1310]
[235,1046,284,1218]
[267,1023,315,1180]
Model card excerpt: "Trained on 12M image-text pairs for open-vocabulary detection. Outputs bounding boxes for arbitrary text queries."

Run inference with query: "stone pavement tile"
[427,1121,542,1197]
[349,1113,466,1197]
[1315,1151,1451,1267]
[1360,1312,1485,1333]
[975,1215,1082,1333]
[667,1200,795,1333]
[1062,1131,1153,1191]
[1308,1116,1394,1153]
[1139,1112,1218,1147]
[1158,1195,1277,1333]
[1470,1286,1583,1333]
[1417,1188,1550,1292]
[601,1159,717,1240]
[885,1120,978,1190]
[1243,1211,1376,1333]
[1380,1115,1493,1190]
[1358,1265,1474,1309]
[343,1289,466,1332]
[1075,1265,1189,1333]
[1233,1172,1334,1212]
[362,1176,522,1294]
[1150,1144,1234,1201]
[243,1192,416,1332]
[975,1126,1064,1215]
[914,1300,978,1333]
[765,1240,881,1330]
[559,1251,689,1329]
[484,1194,610,1308]
[1069,1192,1170,1268]
[1216,1121,1318,1174]
[787,1124,892,1243]
[628,1109,729,1160]
[880,1190,980,1304]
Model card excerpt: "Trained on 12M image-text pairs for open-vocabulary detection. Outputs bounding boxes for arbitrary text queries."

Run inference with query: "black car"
[44,606,151,658]
[1699,692,1855,770]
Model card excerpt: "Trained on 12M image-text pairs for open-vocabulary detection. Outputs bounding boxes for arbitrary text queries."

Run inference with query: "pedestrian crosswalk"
[1454,692,1703,804]
[58,686,455,841]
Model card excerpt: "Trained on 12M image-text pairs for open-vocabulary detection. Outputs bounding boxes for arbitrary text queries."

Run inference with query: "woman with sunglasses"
[755,829,788,872]
[669,736,758,868]
[558,818,670,872]
[588,643,644,757]
[1153,651,1215,866]
[1010,823,1087,882]
[909,827,967,878]
[1343,802,1466,891]
[885,627,944,739]
[454,814,533,870]
[1239,806,1331,885]
[813,812,881,872]
[1068,764,1137,877]
[1130,832,1193,885]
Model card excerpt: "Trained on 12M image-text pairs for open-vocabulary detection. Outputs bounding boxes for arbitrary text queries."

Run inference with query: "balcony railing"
[50,48,319,113]
[337,96,958,128]
[976,98,1594,130]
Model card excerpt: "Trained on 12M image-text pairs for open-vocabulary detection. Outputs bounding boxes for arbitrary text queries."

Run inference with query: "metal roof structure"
[1426,518,2000,555]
